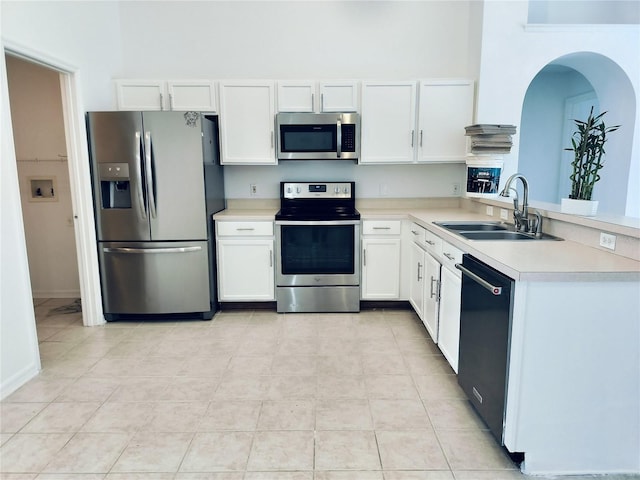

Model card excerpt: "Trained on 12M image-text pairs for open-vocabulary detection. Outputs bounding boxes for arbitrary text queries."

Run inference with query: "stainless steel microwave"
[276,112,360,161]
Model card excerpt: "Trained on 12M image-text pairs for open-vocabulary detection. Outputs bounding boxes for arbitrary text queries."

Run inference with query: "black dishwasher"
[456,254,515,444]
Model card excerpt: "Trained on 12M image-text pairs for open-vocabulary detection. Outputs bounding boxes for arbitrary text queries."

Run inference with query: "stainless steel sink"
[434,221,508,231]
[460,231,542,241]
[434,221,563,241]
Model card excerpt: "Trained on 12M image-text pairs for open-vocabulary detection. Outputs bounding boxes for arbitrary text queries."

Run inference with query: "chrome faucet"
[499,173,543,237]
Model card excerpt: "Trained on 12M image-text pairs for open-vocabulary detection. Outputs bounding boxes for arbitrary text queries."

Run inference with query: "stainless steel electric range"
[275,181,360,313]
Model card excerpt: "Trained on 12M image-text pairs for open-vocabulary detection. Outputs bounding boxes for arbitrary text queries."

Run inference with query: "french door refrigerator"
[87,111,224,320]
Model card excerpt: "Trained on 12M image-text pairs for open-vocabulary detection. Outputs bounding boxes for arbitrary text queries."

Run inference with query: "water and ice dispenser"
[99,163,132,208]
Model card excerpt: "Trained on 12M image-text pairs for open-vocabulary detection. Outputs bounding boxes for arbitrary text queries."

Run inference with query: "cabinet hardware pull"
[430,276,440,299]
[420,130,424,147]
[411,230,419,235]
[236,228,255,231]
[271,131,274,148]
[311,93,315,111]
[411,130,415,147]
[372,227,391,230]
[169,93,174,110]
[159,93,164,111]
[443,252,455,260]
[425,240,435,245]
[269,249,273,267]
[417,262,423,281]
[363,249,367,266]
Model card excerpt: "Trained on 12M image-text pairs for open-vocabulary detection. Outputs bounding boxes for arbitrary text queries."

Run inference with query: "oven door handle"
[275,220,361,226]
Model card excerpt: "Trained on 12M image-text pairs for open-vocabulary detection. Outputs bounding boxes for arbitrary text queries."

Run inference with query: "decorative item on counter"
[465,124,517,154]
[465,157,503,197]
[561,107,619,216]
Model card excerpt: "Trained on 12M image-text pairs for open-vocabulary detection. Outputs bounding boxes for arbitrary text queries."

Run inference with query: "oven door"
[275,220,360,286]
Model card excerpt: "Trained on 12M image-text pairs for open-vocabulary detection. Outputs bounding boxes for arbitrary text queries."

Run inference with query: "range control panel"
[282,182,354,200]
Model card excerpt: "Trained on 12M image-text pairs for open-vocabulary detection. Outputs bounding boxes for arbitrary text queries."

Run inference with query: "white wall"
[0,52,41,400]
[118,1,474,79]
[476,1,640,217]
[7,55,80,298]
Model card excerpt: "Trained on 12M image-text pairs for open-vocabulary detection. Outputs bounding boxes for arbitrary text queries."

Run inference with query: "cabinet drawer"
[410,222,427,248]
[362,220,401,235]
[216,221,273,237]
[441,240,464,270]
[424,229,442,256]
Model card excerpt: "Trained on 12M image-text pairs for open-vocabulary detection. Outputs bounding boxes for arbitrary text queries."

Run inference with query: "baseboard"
[0,362,40,401]
[218,301,411,312]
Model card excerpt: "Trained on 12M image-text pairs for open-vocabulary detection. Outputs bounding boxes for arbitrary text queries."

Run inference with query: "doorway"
[5,55,80,307]
[3,47,104,328]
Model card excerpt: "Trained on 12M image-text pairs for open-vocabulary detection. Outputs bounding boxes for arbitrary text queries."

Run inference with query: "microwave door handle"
[336,116,342,158]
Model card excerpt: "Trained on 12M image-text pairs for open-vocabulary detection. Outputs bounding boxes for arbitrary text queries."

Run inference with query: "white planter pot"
[561,198,599,216]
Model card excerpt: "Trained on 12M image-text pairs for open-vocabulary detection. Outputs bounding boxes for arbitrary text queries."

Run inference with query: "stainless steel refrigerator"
[87,111,224,320]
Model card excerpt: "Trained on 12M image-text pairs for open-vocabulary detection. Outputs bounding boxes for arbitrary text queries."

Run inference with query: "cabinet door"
[417,80,474,162]
[217,238,274,301]
[167,80,217,112]
[277,81,316,112]
[409,242,425,319]
[362,238,401,300]
[361,81,417,164]
[438,266,461,373]
[423,253,441,343]
[219,82,276,164]
[115,80,165,111]
[320,81,359,112]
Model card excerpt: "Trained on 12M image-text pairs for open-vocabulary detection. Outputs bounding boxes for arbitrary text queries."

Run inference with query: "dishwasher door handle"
[455,263,502,295]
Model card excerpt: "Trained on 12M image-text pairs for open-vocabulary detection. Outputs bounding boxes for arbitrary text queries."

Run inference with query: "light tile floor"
[0,299,635,480]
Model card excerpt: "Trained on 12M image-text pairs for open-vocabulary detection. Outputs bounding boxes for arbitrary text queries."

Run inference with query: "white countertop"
[214,206,640,282]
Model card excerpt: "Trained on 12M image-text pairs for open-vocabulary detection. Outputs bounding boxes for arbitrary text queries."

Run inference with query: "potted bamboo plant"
[561,107,619,216]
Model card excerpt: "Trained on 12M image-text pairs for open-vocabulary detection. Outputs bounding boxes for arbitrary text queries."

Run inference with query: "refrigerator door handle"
[103,246,202,254]
[144,131,157,219]
[134,131,147,219]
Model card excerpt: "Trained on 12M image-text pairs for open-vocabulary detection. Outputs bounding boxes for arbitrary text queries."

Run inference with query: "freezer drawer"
[99,241,211,315]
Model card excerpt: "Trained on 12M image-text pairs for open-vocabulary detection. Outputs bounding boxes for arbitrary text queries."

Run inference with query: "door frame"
[4,41,104,326]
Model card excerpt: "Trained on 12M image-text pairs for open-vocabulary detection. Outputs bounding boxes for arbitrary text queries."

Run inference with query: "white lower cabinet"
[422,252,441,343]
[216,221,274,301]
[437,240,464,372]
[361,220,402,300]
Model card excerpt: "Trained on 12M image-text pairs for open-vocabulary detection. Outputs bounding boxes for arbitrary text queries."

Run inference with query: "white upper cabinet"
[277,80,359,113]
[360,81,417,164]
[277,81,316,112]
[417,79,474,162]
[116,80,165,111]
[319,81,359,112]
[166,80,217,111]
[218,81,277,165]
[115,79,217,112]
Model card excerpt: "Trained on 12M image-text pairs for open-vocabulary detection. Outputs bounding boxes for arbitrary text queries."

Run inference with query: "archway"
[518,52,636,216]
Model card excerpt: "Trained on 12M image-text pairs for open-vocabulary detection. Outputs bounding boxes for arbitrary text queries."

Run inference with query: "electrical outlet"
[500,208,509,220]
[250,184,257,196]
[486,206,494,216]
[452,183,461,195]
[599,232,616,250]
